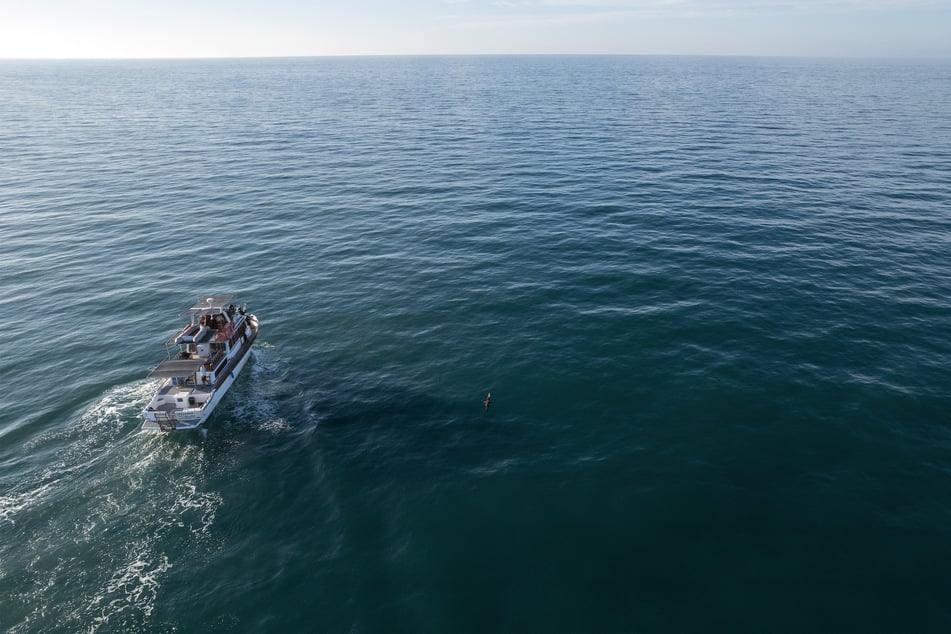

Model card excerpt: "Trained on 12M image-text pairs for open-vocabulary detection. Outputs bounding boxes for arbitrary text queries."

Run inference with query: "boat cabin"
[142,293,260,431]
[145,295,252,413]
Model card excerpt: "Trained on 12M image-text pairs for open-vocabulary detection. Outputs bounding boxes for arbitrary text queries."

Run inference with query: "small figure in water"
[483,392,492,412]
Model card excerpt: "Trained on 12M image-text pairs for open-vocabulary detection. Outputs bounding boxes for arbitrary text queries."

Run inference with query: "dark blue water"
[2,56,951,632]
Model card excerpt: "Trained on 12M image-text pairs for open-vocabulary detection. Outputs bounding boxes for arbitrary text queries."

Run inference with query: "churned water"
[1,56,951,632]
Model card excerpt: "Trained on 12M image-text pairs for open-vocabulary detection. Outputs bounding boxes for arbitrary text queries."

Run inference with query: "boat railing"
[204,350,226,371]
[152,406,204,431]
[154,411,178,431]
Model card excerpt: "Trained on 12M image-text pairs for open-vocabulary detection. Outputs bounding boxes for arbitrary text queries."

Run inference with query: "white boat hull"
[141,299,258,432]
[141,343,254,431]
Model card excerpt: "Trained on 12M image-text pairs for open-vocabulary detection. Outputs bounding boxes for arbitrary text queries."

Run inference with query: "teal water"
[2,56,951,632]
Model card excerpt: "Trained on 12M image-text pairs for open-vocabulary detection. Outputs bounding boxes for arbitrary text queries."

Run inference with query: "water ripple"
[2,56,951,632]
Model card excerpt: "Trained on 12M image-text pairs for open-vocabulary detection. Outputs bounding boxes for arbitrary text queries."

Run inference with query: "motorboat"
[142,295,259,431]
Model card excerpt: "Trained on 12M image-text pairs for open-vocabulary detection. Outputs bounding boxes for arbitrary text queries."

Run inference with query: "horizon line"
[2,52,948,62]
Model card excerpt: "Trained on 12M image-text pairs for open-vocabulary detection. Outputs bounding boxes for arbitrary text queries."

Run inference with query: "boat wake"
[216,347,292,435]
[4,381,154,527]
[1,382,223,633]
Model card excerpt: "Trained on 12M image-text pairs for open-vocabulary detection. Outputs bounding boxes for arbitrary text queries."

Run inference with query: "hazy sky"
[1,0,949,59]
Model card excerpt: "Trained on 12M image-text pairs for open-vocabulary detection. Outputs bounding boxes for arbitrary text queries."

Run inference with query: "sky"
[1,0,949,59]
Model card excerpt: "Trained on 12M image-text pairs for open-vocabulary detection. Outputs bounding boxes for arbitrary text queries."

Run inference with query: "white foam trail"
[0,481,56,526]
[88,550,172,631]
[3,381,154,527]
[2,381,224,632]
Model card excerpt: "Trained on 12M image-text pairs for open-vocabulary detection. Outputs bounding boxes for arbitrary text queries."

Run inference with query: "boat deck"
[141,296,258,432]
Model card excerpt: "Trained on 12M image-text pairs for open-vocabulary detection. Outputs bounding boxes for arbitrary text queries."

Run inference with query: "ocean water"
[1,55,951,632]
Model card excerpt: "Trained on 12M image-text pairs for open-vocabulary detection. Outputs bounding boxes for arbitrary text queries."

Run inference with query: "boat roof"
[149,359,206,378]
[181,294,236,317]
[190,295,234,310]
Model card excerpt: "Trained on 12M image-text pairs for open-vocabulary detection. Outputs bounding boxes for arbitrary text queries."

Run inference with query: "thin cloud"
[490,0,936,7]
[448,0,942,30]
